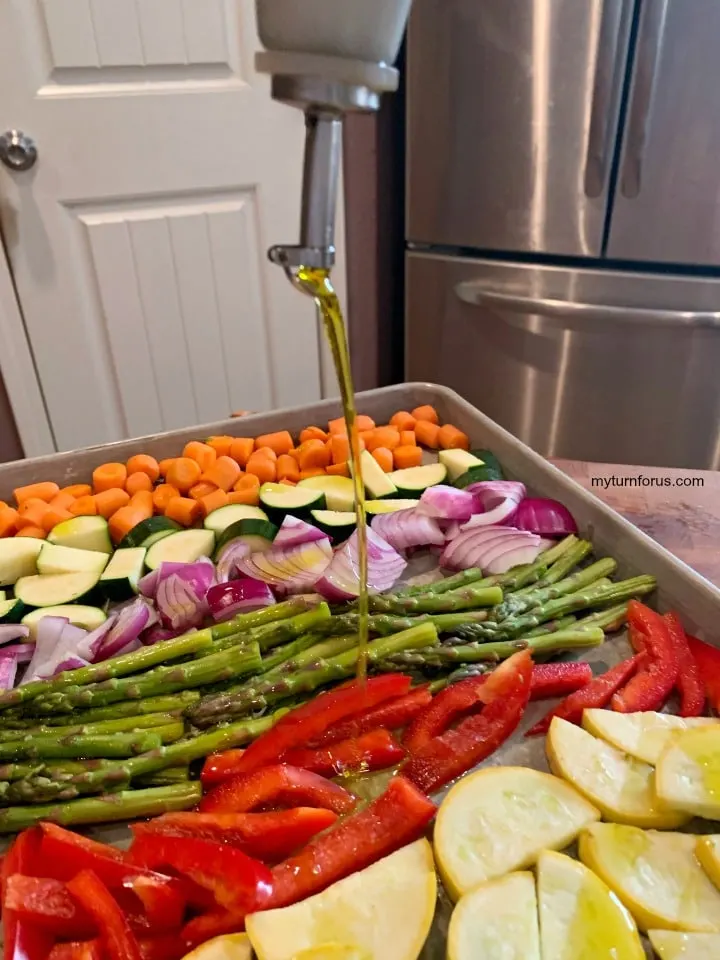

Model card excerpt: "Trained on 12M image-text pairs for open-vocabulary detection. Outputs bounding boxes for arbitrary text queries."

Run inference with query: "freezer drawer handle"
[455,283,720,329]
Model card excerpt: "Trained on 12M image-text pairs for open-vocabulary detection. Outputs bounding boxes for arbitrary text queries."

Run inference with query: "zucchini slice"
[438,450,483,483]
[99,547,147,601]
[47,516,112,555]
[22,605,107,639]
[0,598,26,623]
[297,475,355,512]
[145,529,215,571]
[118,517,181,550]
[388,463,448,497]
[365,499,418,516]
[0,539,44,586]
[259,483,325,520]
[454,449,504,486]
[37,543,109,578]
[215,519,278,557]
[14,571,102,608]
[358,450,397,499]
[310,510,356,542]
[204,504,269,537]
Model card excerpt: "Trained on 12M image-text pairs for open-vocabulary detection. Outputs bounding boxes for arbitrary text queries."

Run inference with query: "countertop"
[553,460,720,590]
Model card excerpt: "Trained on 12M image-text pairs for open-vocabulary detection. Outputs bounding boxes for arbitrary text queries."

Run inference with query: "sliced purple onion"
[216,541,251,583]
[463,481,526,527]
[0,657,17,690]
[0,625,30,646]
[139,558,215,599]
[156,573,209,633]
[237,539,332,594]
[441,524,542,572]
[141,625,181,647]
[78,598,157,663]
[273,516,327,548]
[315,527,407,602]
[207,578,276,622]
[22,618,91,684]
[417,485,476,522]
[370,509,445,554]
[0,643,34,664]
[484,540,544,574]
[509,497,578,537]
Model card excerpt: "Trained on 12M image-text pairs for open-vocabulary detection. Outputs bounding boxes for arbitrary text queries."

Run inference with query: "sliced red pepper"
[529,662,594,700]
[2,829,54,960]
[199,763,356,815]
[527,654,643,736]
[124,873,185,931]
[687,634,720,711]
[128,834,272,914]
[235,674,413,774]
[181,910,245,948]
[663,613,705,717]
[283,729,406,777]
[268,775,436,909]
[67,870,141,960]
[611,601,679,713]
[4,875,95,939]
[403,675,489,753]
[309,687,434,747]
[49,943,102,960]
[201,749,246,787]
[132,808,338,862]
[49,939,184,960]
[403,650,533,793]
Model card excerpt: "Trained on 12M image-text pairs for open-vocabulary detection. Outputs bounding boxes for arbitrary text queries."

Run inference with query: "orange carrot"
[253,446,278,463]
[126,455,160,483]
[254,431,293,457]
[199,489,229,518]
[129,491,154,517]
[125,472,153,497]
[359,430,374,445]
[287,448,303,464]
[153,484,180,513]
[393,445,423,469]
[414,421,441,449]
[233,474,260,495]
[61,484,92,499]
[366,427,400,452]
[228,488,260,507]
[326,462,351,478]
[206,436,234,458]
[330,434,350,465]
[203,456,242,492]
[109,507,149,544]
[356,415,376,432]
[277,454,300,483]
[158,459,176,479]
[327,417,348,435]
[229,438,255,468]
[389,411,417,431]
[16,503,49,530]
[279,479,297,487]
[15,525,46,540]
[166,458,202,494]
[48,492,76,512]
[399,430,417,447]
[14,482,60,506]
[0,506,19,537]
[298,439,331,472]
[299,426,328,445]
[183,442,217,474]
[371,448,394,473]
[189,482,217,502]
[299,468,327,480]
[41,506,74,533]
[438,424,470,451]
[411,405,440,424]
[19,498,49,517]
[245,454,277,484]
[94,488,131,520]
[69,496,98,517]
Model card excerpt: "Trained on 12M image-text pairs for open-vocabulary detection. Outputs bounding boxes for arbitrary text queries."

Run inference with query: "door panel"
[0,0,333,452]
[406,0,634,256]
[405,253,720,468]
[607,0,720,265]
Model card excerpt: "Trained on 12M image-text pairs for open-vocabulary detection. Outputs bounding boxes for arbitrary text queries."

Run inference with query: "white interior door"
[0,0,346,453]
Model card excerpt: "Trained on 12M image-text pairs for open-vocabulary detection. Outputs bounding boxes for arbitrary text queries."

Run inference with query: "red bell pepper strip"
[529,662,594,700]
[527,654,643,736]
[199,763,356,815]
[4,875,95,939]
[662,613,706,717]
[49,939,185,960]
[67,870,142,960]
[181,910,246,948]
[283,729,406,777]
[128,834,272,914]
[2,829,54,960]
[687,634,720,712]
[132,808,338,862]
[403,651,533,793]
[49,943,103,960]
[268,775,436,909]
[611,601,679,713]
[234,674,413,774]
[201,749,246,787]
[309,687,434,747]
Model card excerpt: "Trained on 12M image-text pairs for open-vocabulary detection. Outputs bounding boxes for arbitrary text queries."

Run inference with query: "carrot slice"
[229,438,255,468]
[48,491,76,512]
[356,415,376,432]
[366,427,400,452]
[15,525,46,539]
[69,496,98,517]
[129,491,154,517]
[0,506,19,537]
[233,474,260,494]
[153,484,180,513]
[14,482,60,506]
[371,448,394,473]
[109,507,148,544]
[389,411,417,431]
[206,436,234,458]
[19,498,49,516]
[414,421,441,449]
[287,447,303,464]
[326,462,350,478]
[327,417,348,435]
[399,430,417,447]
[16,503,49,530]
[277,454,300,483]
[299,468,327,480]
[199,489,229,518]
[245,454,277,484]
[330,434,350,465]
[203,456,242,492]
[41,506,74,533]
[166,458,202,494]
[158,459,176,479]
[254,431,293,457]
[94,488,131,520]
[164,496,202,527]
[189,482,217,502]
[126,455,160,483]
[228,488,260,507]
[253,445,278,463]
[411,405,440,424]
[125,473,153,496]
[61,484,92,499]
[183,441,217,473]
[438,424,470,451]
[279,479,297,487]
[298,439,331,471]
[393,445,423,469]
[299,426,328,445]
[92,463,128,494]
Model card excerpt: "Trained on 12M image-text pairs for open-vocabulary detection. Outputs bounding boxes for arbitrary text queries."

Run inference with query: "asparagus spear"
[491,558,616,621]
[508,539,592,598]
[189,622,439,728]
[261,633,359,676]
[0,763,44,782]
[523,615,577,638]
[6,691,201,727]
[368,584,503,615]
[0,783,202,834]
[0,711,183,743]
[315,611,489,639]
[27,642,262,716]
[136,766,190,787]
[0,723,185,762]
[575,602,629,632]
[209,604,332,655]
[393,568,485,596]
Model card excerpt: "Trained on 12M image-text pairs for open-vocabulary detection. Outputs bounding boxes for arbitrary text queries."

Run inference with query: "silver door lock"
[0,131,38,172]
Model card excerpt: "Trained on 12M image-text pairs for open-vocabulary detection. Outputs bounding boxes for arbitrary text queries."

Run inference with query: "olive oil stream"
[296,266,369,680]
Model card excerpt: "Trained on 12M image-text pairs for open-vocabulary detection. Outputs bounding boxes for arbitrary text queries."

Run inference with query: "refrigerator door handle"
[619,0,670,199]
[455,283,720,329]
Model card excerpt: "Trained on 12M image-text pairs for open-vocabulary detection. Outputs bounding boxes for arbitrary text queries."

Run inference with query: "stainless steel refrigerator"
[404,0,720,468]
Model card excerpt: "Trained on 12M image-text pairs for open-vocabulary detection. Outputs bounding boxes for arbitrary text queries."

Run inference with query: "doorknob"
[0,131,38,172]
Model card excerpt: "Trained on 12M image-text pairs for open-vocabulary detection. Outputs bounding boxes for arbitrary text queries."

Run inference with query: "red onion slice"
[139,558,215,599]
[207,578,275,622]
[371,509,445,553]
[464,481,526,527]
[441,525,541,572]
[484,541,544,574]
[79,598,157,662]
[22,618,91,684]
[441,525,520,569]
[0,644,34,664]
[141,625,180,647]
[237,539,332,594]
[509,497,578,537]
[315,527,407,602]
[216,541,251,583]
[0,625,30,646]
[0,658,17,690]
[417,485,476,522]
[156,575,207,633]
[273,516,327,548]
